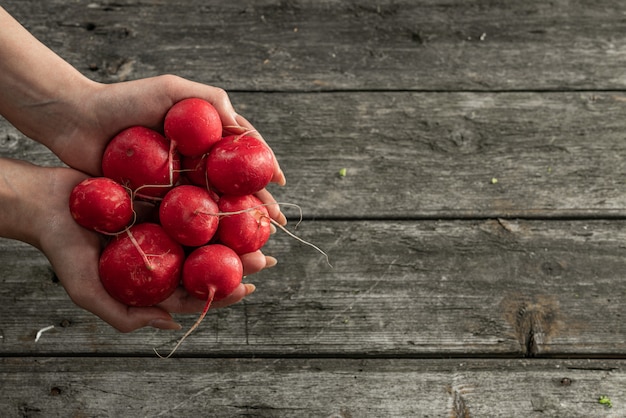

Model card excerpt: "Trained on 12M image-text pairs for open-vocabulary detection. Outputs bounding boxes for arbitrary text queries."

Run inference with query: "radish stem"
[126,229,154,271]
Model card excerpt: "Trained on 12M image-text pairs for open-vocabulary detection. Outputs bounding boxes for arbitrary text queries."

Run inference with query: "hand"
[24,162,263,332]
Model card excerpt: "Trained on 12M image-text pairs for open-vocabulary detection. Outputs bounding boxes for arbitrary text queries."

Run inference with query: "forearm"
[0,7,94,150]
[0,158,46,247]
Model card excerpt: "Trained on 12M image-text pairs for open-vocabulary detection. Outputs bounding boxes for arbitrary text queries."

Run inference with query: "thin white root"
[126,229,154,270]
[35,325,55,343]
[216,202,330,267]
[269,219,332,268]
[132,139,178,200]
[154,289,215,359]
[216,202,303,224]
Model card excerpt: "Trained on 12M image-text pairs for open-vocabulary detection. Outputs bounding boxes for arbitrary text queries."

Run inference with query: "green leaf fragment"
[339,168,347,177]
[599,395,612,408]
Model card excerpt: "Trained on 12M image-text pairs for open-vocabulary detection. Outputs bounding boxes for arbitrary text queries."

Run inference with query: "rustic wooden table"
[1,1,625,416]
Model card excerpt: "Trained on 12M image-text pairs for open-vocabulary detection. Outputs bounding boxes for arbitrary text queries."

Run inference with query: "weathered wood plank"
[0,357,623,417]
[1,219,625,357]
[4,0,626,91]
[3,92,626,219]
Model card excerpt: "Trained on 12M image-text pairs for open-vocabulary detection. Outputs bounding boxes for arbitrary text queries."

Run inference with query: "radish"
[99,223,185,307]
[217,194,271,255]
[181,154,209,188]
[102,126,180,199]
[69,177,133,233]
[183,244,243,303]
[164,98,222,157]
[158,244,243,357]
[159,185,220,247]
[206,134,275,196]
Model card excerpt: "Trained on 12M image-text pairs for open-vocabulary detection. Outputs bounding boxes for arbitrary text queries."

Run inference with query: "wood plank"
[4,92,626,219]
[4,0,626,91]
[0,357,624,417]
[1,219,625,357]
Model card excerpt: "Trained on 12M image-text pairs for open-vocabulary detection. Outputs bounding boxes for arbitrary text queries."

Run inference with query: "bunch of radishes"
[68,98,277,355]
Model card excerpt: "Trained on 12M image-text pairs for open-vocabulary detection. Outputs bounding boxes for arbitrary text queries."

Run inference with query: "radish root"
[154,287,216,359]
[213,202,331,267]
[268,218,332,267]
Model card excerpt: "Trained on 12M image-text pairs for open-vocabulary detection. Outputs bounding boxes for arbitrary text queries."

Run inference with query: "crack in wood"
[451,389,471,418]
[501,294,561,357]
[447,381,472,418]
[517,305,539,356]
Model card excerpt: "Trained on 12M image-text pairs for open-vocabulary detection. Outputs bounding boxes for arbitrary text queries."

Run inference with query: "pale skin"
[0,6,287,332]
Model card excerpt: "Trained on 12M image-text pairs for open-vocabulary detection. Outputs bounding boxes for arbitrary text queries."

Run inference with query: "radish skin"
[206,134,274,196]
[102,126,181,199]
[217,194,271,255]
[69,177,134,233]
[99,223,185,307]
[164,98,222,157]
[159,185,220,247]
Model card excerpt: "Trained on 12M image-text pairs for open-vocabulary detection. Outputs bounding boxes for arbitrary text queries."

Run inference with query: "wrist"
[0,159,86,250]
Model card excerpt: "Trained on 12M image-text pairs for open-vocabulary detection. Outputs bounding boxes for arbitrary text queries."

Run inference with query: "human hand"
[48,75,287,287]
[18,162,264,332]
[4,76,285,330]
[0,159,265,332]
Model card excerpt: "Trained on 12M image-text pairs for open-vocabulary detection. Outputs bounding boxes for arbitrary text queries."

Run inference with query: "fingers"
[255,188,288,226]
[239,250,277,276]
[67,276,182,333]
[71,278,256,332]
[210,283,253,309]
[157,281,256,313]
[66,252,270,331]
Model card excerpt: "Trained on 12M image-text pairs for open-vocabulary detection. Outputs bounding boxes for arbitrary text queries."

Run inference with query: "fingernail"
[148,319,182,331]
[223,125,247,134]
[244,283,256,295]
[270,224,277,234]
[265,256,278,268]
[278,170,287,186]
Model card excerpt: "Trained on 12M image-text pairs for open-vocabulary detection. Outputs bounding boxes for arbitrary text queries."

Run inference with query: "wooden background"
[1,0,625,416]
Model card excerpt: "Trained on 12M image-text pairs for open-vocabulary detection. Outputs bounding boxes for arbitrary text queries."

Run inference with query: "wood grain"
[1,219,624,357]
[4,91,626,218]
[4,0,626,91]
[1,0,626,416]
[0,358,624,417]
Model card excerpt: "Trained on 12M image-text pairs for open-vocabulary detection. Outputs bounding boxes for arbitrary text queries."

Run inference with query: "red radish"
[159,185,220,247]
[102,126,180,199]
[183,244,243,302]
[99,223,185,307]
[217,194,271,255]
[206,134,275,196]
[69,177,133,233]
[164,98,222,157]
[159,244,243,357]
[181,154,209,188]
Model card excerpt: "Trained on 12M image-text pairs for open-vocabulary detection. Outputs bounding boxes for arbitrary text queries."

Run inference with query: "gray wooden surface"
[1,0,625,417]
